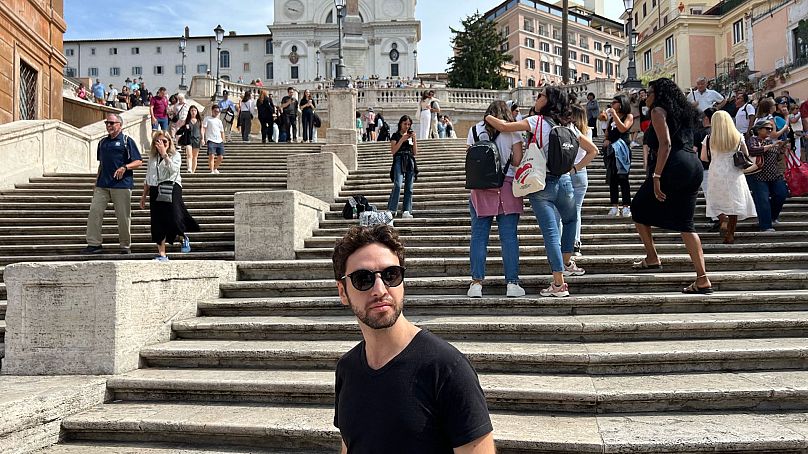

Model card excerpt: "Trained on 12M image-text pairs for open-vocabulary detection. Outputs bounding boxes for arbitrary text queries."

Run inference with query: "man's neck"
[360,316,421,370]
[698,88,706,94]
[108,131,121,140]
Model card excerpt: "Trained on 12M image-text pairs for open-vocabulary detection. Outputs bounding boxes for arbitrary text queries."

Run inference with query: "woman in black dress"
[631,78,712,294]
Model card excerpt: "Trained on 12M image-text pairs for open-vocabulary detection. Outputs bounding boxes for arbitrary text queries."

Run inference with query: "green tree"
[447,12,512,90]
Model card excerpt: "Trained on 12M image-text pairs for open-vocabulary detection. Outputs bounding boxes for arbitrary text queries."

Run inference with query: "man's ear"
[336,280,350,307]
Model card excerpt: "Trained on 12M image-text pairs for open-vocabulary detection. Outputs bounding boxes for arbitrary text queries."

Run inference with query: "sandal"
[682,275,714,294]
[632,258,663,270]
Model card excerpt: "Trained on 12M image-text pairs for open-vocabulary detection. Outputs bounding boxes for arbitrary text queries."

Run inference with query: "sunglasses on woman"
[158,138,170,144]
[341,265,406,291]
[763,127,773,131]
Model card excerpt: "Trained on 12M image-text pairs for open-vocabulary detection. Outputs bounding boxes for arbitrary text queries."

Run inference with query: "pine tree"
[447,12,512,90]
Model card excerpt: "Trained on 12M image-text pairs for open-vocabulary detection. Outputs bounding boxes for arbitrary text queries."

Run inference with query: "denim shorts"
[207,141,225,156]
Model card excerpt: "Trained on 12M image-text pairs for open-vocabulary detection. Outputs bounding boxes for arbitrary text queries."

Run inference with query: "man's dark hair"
[332,225,406,281]
[587,92,595,99]
[702,107,717,123]
[287,86,295,91]
[737,92,749,103]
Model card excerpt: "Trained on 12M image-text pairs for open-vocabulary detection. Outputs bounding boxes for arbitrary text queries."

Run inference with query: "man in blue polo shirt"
[81,113,143,254]
[91,79,106,104]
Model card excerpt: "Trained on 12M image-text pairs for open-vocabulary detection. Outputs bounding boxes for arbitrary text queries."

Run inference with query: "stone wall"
[63,97,125,128]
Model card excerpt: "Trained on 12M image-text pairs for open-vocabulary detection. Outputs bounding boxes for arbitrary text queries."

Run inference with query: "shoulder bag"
[732,137,753,169]
[155,157,177,203]
[512,117,547,197]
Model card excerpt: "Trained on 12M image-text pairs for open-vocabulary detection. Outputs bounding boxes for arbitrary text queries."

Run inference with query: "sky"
[64,0,626,73]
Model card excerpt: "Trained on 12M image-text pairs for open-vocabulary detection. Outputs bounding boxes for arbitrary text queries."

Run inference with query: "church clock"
[284,0,305,20]
[382,0,404,18]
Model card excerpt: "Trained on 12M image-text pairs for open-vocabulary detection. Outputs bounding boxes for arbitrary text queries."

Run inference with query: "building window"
[652,0,656,5]
[568,32,576,43]
[665,35,675,58]
[110,67,120,77]
[501,41,509,51]
[634,13,638,24]
[527,78,536,87]
[554,65,562,76]
[581,73,590,81]
[615,48,622,57]
[243,62,250,72]
[175,65,185,75]
[523,18,534,33]
[154,65,164,75]
[553,28,561,40]
[220,50,230,68]
[501,25,510,37]
[538,23,547,37]
[580,54,590,64]
[156,46,161,54]
[266,39,273,54]
[579,37,588,49]
[266,62,274,80]
[569,50,577,60]
[290,66,299,79]
[109,47,118,55]
[594,41,602,51]
[19,60,37,120]
[88,67,98,77]
[132,66,142,76]
[391,63,399,77]
[607,62,613,77]
[131,47,139,55]
[643,2,647,17]
[64,67,77,77]
[540,61,550,73]
[595,59,603,73]
[690,7,703,14]
[90,47,96,55]
[569,68,577,80]
[197,64,208,74]
[733,20,744,44]
[525,58,536,69]
[65,48,74,57]
[525,37,535,48]
[794,26,808,63]
[644,50,652,71]
[196,44,206,52]
[540,42,550,52]
[554,46,562,56]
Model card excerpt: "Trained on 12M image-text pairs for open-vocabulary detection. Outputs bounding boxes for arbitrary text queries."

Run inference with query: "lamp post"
[333,0,348,88]
[178,30,188,91]
[413,49,418,80]
[604,41,612,79]
[316,49,321,80]
[214,24,225,97]
[622,0,643,89]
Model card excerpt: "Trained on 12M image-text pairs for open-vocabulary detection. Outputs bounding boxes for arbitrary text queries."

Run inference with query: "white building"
[63,0,420,93]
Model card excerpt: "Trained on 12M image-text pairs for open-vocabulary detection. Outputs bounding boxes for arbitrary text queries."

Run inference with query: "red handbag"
[784,149,808,197]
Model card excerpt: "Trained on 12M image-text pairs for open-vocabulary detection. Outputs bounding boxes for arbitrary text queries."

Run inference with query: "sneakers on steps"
[80,245,103,254]
[607,207,620,216]
[467,282,483,298]
[621,206,632,217]
[153,255,170,262]
[180,236,191,253]
[506,283,526,298]
[563,261,586,276]
[402,211,413,219]
[540,282,569,297]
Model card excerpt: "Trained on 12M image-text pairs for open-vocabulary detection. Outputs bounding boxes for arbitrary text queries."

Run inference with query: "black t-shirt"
[301,98,315,112]
[390,131,413,154]
[281,95,298,116]
[694,126,711,170]
[334,330,492,453]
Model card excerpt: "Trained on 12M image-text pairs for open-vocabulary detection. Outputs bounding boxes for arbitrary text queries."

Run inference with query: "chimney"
[228,31,237,36]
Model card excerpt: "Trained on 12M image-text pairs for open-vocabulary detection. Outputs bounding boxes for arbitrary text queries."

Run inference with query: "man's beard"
[346,293,403,330]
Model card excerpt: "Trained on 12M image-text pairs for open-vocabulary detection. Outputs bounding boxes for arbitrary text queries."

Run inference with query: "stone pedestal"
[324,144,358,171]
[235,190,330,261]
[327,89,357,131]
[2,261,236,375]
[286,152,348,203]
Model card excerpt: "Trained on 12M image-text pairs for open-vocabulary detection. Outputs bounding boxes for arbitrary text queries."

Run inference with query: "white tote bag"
[512,116,547,197]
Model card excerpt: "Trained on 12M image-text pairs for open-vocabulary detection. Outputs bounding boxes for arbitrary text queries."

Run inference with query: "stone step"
[0,223,233,236]
[0,201,237,211]
[0,252,233,268]
[0,232,232,246]
[139,336,808,374]
[220,270,808,298]
[0,216,233,226]
[0,208,234,218]
[238,254,808,280]
[39,441,321,453]
[0,241,233,257]
[106,368,808,413]
[0,320,4,342]
[0,283,5,302]
[170,312,808,342]
[0,299,6,319]
[197,290,808,317]
[4,186,285,195]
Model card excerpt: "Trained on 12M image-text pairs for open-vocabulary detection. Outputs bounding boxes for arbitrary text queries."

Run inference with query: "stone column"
[326,88,359,170]
[2,261,236,375]
[286,152,348,203]
[234,190,330,261]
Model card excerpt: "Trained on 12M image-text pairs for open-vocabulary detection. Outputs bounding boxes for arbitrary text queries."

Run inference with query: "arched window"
[266,62,274,80]
[265,39,273,55]
[527,78,536,87]
[326,10,333,23]
[220,50,230,69]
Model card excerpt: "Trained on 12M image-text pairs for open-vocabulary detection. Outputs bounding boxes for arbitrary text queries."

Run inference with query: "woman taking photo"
[703,111,757,244]
[256,90,274,144]
[387,115,418,219]
[746,118,788,231]
[466,101,525,299]
[139,131,200,261]
[630,78,711,294]
[238,90,255,142]
[603,94,635,217]
[485,86,598,297]
[300,90,316,143]
[176,105,202,173]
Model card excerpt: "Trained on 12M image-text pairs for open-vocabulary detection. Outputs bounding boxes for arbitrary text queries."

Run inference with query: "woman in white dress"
[418,90,431,140]
[704,110,757,244]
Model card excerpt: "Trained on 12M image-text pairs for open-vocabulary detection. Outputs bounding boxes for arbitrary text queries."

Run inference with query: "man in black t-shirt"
[332,225,495,453]
[280,86,299,142]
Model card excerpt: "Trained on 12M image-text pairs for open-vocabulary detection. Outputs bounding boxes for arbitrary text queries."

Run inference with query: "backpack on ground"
[465,125,509,190]
[342,195,375,219]
[543,117,579,176]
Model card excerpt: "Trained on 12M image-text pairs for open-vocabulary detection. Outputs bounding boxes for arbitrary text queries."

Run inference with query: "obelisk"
[341,0,368,79]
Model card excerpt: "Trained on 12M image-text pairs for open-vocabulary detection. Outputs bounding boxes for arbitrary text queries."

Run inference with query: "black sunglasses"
[763,127,773,131]
[104,121,119,126]
[341,265,406,291]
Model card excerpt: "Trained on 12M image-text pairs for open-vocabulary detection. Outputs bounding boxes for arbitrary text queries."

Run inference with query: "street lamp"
[316,49,321,80]
[178,31,188,91]
[214,24,225,97]
[333,0,348,88]
[622,0,643,89]
[604,41,612,78]
[413,49,418,80]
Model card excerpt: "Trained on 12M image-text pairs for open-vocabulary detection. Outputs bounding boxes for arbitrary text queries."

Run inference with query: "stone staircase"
[29,137,808,452]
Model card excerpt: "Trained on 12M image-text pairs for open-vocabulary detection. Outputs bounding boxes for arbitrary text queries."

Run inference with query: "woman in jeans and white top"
[485,87,598,297]
[238,90,256,142]
[466,101,525,299]
[139,131,200,261]
[568,104,593,256]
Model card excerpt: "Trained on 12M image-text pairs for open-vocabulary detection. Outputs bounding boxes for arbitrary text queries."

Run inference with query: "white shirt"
[203,116,224,143]
[467,121,523,177]
[525,115,552,151]
[106,88,118,102]
[690,89,724,112]
[734,103,756,133]
[570,125,592,165]
[145,151,183,187]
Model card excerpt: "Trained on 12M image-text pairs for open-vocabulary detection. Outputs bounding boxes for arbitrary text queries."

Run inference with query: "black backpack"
[342,195,374,219]
[465,125,509,190]
[543,117,579,176]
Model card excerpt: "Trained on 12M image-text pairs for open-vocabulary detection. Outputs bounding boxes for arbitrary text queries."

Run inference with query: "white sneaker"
[213,169,220,174]
[540,282,569,297]
[402,211,413,219]
[608,207,620,216]
[621,206,632,217]
[467,282,483,298]
[563,260,586,276]
[506,283,526,298]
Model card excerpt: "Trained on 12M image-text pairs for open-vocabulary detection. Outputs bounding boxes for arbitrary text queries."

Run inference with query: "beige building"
[0,0,67,123]
[484,0,625,88]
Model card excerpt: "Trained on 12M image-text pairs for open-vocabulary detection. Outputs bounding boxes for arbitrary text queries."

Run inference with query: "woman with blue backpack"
[485,86,597,297]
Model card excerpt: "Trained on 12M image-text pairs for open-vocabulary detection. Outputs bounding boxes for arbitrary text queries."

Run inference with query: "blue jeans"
[387,154,414,213]
[469,200,521,283]
[153,117,169,131]
[528,174,578,273]
[570,168,588,244]
[746,176,788,230]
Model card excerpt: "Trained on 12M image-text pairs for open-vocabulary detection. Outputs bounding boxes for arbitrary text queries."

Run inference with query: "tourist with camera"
[387,115,418,219]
